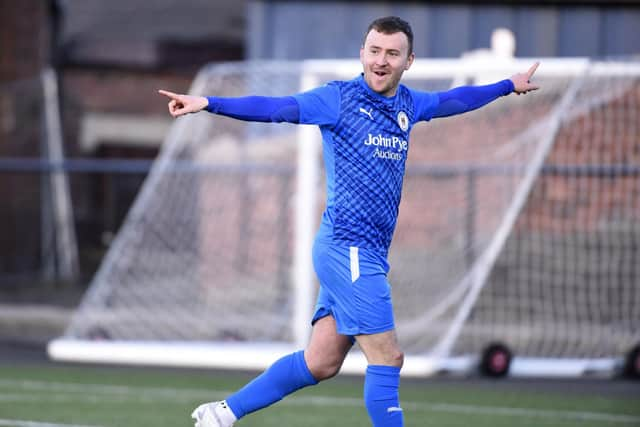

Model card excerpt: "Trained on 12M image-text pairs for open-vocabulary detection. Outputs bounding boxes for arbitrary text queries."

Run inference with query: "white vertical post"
[42,67,79,281]
[292,67,320,349]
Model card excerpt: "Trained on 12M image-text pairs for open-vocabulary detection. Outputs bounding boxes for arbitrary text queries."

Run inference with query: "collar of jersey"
[357,74,398,110]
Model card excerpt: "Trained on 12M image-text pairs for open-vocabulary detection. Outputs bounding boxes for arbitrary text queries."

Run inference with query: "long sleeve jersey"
[207,74,514,257]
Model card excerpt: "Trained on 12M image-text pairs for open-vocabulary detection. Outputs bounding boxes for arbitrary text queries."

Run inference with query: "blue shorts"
[311,240,395,337]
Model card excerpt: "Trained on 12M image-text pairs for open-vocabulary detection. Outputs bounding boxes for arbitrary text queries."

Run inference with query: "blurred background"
[1,0,639,355]
[1,0,248,344]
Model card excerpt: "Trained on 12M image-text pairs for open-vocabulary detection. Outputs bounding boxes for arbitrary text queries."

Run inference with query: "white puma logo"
[387,407,403,413]
[359,107,374,120]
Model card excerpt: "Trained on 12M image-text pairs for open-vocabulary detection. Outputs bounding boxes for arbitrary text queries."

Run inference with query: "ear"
[360,46,365,64]
[405,52,415,70]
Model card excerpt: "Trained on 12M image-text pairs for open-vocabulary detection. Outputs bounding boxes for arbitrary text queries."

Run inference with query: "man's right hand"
[158,89,208,117]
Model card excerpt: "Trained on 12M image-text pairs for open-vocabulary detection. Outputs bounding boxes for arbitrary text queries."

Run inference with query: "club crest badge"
[397,111,409,131]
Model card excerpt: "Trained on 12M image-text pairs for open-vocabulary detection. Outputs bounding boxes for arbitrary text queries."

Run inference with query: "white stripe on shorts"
[349,246,360,282]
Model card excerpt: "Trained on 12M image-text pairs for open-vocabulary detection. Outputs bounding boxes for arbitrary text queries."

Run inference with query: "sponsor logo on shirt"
[364,133,408,161]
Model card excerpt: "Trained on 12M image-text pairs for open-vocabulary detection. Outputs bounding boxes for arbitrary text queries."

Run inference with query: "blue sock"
[226,350,318,419]
[364,365,404,427]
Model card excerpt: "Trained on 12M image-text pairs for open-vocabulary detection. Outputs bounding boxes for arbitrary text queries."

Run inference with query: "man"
[159,16,539,427]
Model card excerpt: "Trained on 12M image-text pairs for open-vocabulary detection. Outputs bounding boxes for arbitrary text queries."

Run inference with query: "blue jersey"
[294,75,439,257]
[207,74,512,256]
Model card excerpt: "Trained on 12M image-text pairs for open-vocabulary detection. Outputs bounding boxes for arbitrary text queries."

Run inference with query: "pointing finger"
[527,62,540,80]
[158,89,180,100]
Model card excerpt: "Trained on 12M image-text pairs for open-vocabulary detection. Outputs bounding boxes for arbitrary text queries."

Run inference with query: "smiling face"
[360,29,415,97]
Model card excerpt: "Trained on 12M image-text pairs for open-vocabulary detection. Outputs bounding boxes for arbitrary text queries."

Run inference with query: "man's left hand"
[511,62,540,94]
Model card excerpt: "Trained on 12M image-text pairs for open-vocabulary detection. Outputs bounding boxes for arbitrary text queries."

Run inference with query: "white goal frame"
[49,57,640,378]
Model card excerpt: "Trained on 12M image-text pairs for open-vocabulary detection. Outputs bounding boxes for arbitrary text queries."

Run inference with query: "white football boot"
[191,401,236,427]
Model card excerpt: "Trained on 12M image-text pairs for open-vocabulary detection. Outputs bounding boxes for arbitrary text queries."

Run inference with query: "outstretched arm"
[158,90,300,123]
[432,62,540,118]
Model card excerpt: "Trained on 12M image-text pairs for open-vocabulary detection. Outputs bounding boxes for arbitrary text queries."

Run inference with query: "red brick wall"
[0,0,52,278]
[0,0,49,81]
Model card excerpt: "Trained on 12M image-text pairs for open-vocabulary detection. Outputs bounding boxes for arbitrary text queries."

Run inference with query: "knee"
[382,349,404,368]
[307,356,343,381]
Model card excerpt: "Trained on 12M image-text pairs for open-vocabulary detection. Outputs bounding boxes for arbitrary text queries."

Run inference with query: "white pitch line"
[0,419,102,427]
[1,379,639,424]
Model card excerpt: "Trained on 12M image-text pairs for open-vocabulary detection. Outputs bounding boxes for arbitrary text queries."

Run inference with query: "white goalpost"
[48,57,640,378]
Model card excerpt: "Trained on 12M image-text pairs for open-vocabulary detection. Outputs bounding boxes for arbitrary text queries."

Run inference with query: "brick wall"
[0,0,53,280]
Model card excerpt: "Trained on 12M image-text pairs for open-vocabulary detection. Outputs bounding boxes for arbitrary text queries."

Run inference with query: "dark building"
[0,0,56,284]
[247,1,640,59]
[0,0,246,291]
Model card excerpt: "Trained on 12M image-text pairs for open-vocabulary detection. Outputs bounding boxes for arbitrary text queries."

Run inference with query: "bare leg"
[305,315,354,380]
[355,329,404,367]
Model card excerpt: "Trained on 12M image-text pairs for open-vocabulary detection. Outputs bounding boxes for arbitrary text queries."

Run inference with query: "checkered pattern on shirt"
[329,79,415,253]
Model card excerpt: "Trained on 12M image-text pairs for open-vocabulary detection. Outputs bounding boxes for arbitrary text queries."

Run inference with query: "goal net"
[49,58,640,377]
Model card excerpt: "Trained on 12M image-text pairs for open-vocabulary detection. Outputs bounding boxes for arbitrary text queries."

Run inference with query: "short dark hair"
[364,16,414,56]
